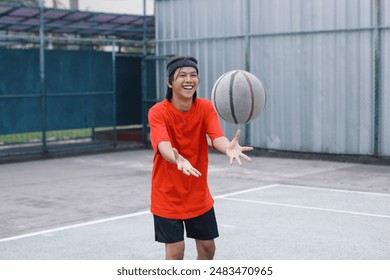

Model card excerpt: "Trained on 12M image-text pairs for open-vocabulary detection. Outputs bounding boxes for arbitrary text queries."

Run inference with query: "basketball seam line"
[241,71,255,123]
[229,71,239,124]
[212,72,229,123]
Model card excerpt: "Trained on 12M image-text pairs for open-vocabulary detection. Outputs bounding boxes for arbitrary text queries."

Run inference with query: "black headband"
[166,57,198,78]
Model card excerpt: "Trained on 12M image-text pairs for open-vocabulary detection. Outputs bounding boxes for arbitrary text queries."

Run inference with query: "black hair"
[165,56,199,102]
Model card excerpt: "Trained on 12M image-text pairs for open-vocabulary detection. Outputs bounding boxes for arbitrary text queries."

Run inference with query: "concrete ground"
[0,148,389,260]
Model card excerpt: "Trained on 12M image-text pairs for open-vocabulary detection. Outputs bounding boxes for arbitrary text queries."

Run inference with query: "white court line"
[0,210,150,243]
[277,184,390,197]
[0,185,279,243]
[2,183,388,243]
[214,184,279,199]
[221,197,390,219]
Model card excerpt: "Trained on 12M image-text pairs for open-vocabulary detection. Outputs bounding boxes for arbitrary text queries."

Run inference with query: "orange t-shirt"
[148,98,225,219]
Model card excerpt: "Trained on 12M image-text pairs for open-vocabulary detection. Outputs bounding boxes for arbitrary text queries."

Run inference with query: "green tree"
[0,0,39,6]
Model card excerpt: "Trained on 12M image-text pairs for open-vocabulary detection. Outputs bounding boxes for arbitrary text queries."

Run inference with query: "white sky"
[45,0,154,15]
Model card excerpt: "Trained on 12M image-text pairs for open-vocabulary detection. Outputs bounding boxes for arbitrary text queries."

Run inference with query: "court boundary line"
[0,210,150,243]
[220,197,390,219]
[1,183,388,243]
[218,183,390,219]
[277,184,390,197]
[0,185,279,243]
[214,184,279,199]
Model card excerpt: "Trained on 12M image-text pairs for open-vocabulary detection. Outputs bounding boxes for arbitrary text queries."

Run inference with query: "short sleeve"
[204,100,225,142]
[148,103,170,153]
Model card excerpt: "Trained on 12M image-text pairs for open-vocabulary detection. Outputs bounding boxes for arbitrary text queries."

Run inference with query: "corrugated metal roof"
[0,4,155,41]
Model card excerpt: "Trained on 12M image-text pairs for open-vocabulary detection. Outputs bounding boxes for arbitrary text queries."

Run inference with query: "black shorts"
[153,207,219,243]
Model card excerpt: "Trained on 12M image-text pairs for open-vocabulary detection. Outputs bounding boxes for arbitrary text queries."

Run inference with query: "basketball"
[211,70,266,124]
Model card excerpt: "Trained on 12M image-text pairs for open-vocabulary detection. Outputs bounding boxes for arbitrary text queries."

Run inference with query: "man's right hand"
[173,148,202,177]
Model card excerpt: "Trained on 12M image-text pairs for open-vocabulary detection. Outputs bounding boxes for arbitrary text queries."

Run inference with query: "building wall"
[155,0,389,156]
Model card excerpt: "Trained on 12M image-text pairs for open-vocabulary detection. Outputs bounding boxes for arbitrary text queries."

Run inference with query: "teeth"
[183,86,193,89]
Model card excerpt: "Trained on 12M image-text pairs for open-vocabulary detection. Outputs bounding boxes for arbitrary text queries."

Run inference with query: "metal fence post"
[373,0,382,156]
[39,0,47,153]
[244,0,251,146]
[142,0,148,144]
[112,41,117,147]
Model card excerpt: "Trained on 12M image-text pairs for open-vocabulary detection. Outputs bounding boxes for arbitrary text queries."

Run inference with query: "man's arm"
[157,141,177,164]
[157,141,202,177]
[212,130,253,166]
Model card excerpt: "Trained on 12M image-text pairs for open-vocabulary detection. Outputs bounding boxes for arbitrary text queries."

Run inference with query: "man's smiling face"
[170,66,199,101]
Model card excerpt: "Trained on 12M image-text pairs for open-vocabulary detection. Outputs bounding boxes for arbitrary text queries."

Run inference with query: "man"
[148,56,253,260]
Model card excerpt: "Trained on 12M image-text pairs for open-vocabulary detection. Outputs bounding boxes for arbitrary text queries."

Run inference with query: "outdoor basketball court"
[0,149,389,260]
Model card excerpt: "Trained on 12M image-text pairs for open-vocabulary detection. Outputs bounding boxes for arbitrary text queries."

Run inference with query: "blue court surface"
[0,150,390,260]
